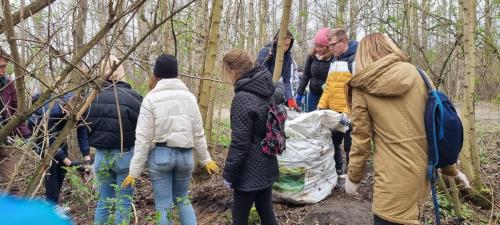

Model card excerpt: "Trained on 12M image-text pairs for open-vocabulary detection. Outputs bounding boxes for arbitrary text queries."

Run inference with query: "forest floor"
[6,103,500,225]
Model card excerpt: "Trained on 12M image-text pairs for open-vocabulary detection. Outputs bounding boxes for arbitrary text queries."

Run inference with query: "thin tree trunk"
[161,0,175,54]
[239,0,246,49]
[246,0,255,55]
[258,0,268,48]
[337,0,346,28]
[198,0,223,144]
[349,0,358,40]
[0,0,57,34]
[272,0,292,82]
[459,0,483,189]
[2,0,28,115]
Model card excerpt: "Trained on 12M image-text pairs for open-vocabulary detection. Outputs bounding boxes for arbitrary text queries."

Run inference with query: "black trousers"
[333,125,352,171]
[374,215,402,225]
[45,160,67,204]
[232,186,277,225]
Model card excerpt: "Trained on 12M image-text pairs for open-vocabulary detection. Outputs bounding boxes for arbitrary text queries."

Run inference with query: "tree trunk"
[161,0,175,55]
[246,0,255,55]
[296,0,308,65]
[403,0,414,62]
[0,0,57,34]
[459,0,483,189]
[272,0,292,82]
[258,0,268,48]
[336,0,346,28]
[198,0,223,144]
[239,0,246,49]
[349,0,358,40]
[2,0,27,115]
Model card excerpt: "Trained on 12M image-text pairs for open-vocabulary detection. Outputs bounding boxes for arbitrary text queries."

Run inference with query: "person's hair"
[222,48,254,77]
[148,75,160,90]
[0,47,11,61]
[328,28,349,42]
[308,46,335,59]
[354,33,407,73]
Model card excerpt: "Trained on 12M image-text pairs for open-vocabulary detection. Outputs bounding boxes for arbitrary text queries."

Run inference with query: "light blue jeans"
[148,146,197,225]
[93,148,134,225]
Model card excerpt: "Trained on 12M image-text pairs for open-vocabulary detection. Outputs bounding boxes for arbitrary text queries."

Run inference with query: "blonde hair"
[354,33,407,72]
[222,48,254,77]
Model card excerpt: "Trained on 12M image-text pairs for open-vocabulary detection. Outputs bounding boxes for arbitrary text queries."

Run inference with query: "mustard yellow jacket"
[317,63,351,112]
[347,54,457,225]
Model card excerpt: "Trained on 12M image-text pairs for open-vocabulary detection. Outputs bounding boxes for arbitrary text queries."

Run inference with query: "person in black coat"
[222,49,284,225]
[85,55,142,225]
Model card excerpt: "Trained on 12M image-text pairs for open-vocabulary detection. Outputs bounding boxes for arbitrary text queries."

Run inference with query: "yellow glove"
[204,161,220,175]
[121,175,136,188]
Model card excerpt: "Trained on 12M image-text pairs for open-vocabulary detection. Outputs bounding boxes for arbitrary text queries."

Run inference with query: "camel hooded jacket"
[347,53,457,224]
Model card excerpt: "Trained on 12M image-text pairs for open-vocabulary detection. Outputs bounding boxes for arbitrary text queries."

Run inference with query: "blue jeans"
[148,146,197,225]
[306,92,321,112]
[93,148,134,225]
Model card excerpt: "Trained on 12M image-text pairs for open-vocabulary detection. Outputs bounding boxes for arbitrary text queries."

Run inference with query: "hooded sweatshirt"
[256,30,295,100]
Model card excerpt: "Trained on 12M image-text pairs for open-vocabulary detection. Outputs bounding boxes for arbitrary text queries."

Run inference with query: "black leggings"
[232,186,277,225]
[374,215,402,225]
[333,125,352,171]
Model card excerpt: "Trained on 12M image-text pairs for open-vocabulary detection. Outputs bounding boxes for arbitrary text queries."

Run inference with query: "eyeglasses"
[328,40,343,49]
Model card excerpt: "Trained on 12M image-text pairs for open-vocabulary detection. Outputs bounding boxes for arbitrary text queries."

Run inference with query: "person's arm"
[76,123,91,162]
[191,97,212,166]
[223,94,255,184]
[7,83,31,138]
[347,88,373,183]
[297,56,313,96]
[281,54,294,99]
[128,97,155,178]
[256,46,271,67]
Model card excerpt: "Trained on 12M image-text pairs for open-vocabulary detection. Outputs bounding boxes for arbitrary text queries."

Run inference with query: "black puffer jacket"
[86,81,143,149]
[223,66,284,191]
[297,55,332,96]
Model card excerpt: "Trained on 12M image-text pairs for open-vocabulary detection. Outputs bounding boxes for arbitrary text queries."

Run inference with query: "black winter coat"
[297,55,332,96]
[223,66,284,191]
[86,81,142,149]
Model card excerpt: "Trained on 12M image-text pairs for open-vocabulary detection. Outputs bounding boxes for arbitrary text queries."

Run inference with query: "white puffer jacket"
[128,78,211,178]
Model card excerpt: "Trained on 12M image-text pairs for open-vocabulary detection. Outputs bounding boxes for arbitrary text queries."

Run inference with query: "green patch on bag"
[272,166,305,192]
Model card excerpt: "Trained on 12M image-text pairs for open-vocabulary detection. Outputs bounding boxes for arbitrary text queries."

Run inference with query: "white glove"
[454,171,470,189]
[223,179,232,190]
[340,175,359,195]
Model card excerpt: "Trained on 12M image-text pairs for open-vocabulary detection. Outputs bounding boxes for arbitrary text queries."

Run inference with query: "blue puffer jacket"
[28,93,90,162]
[256,31,295,100]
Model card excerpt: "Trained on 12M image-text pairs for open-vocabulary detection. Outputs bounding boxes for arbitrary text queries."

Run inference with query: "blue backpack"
[418,68,464,225]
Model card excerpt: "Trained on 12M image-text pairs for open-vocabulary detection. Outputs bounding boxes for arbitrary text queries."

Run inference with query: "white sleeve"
[129,97,155,178]
[191,99,212,166]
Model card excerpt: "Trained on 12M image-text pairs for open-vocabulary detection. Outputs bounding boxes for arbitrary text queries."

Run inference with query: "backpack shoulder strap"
[416,67,433,91]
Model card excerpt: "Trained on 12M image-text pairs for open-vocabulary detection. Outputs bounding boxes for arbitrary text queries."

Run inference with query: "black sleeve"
[223,94,256,183]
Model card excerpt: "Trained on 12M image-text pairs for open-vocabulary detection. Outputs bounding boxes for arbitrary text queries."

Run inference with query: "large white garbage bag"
[272,110,349,204]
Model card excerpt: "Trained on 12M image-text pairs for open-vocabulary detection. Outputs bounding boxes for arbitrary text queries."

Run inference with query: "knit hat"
[314,28,330,46]
[153,54,178,78]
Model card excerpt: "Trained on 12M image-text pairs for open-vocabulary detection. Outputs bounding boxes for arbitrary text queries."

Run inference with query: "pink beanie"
[314,28,330,46]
